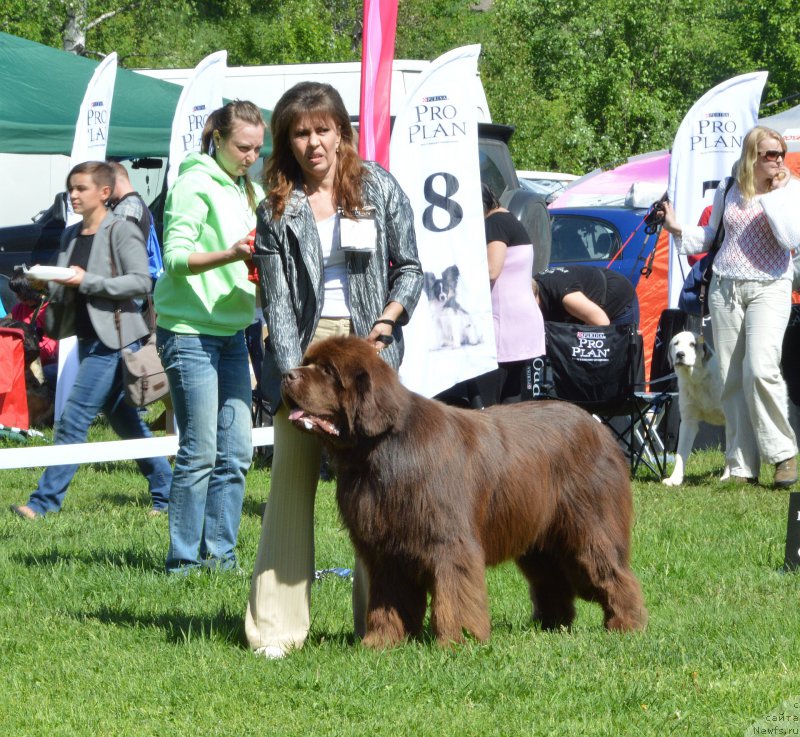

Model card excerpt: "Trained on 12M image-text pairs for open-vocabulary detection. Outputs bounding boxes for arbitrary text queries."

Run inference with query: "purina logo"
[408,95,467,144]
[572,331,611,361]
[181,106,212,153]
[86,99,109,142]
[690,112,742,152]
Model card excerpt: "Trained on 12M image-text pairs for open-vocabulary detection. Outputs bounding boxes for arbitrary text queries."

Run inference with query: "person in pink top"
[482,184,546,404]
[663,126,799,488]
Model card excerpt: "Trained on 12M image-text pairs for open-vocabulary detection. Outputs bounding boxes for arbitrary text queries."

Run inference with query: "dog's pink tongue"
[288,409,306,422]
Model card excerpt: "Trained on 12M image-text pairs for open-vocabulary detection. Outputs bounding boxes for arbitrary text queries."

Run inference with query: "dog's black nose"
[675,351,685,361]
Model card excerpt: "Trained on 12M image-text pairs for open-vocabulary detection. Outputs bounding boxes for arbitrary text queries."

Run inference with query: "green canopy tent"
[0,31,271,157]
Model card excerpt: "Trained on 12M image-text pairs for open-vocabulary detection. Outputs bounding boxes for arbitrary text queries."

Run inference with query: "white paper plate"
[24,265,76,281]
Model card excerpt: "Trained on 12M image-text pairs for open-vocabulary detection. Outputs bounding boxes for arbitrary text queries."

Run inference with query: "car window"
[550,216,619,262]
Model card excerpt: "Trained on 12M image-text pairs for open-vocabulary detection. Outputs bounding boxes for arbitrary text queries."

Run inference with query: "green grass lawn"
[1,422,799,737]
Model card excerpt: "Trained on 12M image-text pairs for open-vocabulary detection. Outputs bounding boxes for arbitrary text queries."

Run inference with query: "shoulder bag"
[678,177,735,317]
[108,226,170,407]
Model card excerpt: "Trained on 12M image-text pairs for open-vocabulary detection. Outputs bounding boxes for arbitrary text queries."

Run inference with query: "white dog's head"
[668,331,712,370]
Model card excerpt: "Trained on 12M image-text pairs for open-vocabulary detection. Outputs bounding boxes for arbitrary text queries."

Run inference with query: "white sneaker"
[254,645,286,660]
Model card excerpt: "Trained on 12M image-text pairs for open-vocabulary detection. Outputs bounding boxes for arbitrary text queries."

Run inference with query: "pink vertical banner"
[359,0,399,168]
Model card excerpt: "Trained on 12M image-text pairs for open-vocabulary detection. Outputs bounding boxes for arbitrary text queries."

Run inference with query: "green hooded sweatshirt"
[154,152,264,336]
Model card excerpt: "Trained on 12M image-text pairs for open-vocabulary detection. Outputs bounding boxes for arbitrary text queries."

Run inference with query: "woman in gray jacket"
[246,82,423,658]
[10,161,172,520]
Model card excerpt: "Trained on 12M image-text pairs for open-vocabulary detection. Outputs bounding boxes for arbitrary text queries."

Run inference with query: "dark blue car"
[547,206,660,288]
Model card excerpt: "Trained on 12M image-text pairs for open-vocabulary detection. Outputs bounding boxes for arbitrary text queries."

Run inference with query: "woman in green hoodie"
[154,100,265,574]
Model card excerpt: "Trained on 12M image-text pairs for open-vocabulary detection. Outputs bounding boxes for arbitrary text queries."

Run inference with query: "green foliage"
[89,2,200,67]
[216,0,361,66]
[3,0,800,173]
[0,0,64,46]
[395,0,486,60]
[482,0,800,171]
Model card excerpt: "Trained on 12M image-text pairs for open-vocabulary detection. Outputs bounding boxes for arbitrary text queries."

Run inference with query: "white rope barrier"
[0,426,274,470]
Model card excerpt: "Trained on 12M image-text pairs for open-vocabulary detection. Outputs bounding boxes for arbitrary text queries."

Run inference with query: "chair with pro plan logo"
[542,321,672,479]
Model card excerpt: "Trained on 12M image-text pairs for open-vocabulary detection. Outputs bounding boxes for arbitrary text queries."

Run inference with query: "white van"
[136,59,491,121]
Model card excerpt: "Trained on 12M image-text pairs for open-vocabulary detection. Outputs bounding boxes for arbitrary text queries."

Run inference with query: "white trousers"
[708,275,797,477]
[245,318,367,652]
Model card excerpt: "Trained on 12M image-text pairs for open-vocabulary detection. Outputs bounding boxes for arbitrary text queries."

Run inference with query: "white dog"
[662,331,729,486]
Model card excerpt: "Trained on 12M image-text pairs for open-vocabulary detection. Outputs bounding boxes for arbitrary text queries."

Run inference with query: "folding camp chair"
[543,321,673,479]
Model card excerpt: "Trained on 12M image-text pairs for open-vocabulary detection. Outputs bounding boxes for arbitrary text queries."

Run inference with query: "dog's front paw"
[662,475,683,487]
[361,630,405,649]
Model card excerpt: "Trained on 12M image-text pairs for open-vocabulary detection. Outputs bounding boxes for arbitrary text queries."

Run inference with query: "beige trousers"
[245,318,367,652]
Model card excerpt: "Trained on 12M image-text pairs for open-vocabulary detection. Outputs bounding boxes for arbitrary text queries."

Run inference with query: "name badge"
[340,212,377,252]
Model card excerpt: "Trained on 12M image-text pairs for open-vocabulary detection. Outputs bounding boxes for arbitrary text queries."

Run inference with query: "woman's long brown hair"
[263,82,367,219]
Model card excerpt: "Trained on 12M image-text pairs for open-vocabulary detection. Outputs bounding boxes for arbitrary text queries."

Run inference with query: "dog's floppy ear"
[667,336,677,368]
[442,265,460,289]
[701,339,713,365]
[346,362,403,438]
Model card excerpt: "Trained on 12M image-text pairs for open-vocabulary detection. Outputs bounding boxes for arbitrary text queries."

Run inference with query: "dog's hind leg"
[565,540,647,632]
[362,559,427,648]
[429,544,490,645]
[516,548,577,631]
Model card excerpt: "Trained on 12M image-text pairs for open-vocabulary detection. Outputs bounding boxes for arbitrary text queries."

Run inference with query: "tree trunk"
[62,0,88,55]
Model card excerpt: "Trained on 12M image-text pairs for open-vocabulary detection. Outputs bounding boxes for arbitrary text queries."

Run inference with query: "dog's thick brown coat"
[282,336,647,646]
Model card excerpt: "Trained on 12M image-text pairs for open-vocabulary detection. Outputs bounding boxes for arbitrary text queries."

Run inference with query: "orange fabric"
[636,229,671,384]
[0,327,30,430]
[787,152,800,178]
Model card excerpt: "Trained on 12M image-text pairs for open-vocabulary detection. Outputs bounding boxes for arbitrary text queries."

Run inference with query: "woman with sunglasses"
[663,126,799,488]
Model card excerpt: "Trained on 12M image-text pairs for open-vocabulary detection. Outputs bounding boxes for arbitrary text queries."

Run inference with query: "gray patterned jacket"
[253,161,423,412]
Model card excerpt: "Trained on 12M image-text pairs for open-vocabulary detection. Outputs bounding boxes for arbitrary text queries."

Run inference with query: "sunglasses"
[758,149,786,161]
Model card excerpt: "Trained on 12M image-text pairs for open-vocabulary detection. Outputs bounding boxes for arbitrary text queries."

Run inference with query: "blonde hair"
[736,125,787,200]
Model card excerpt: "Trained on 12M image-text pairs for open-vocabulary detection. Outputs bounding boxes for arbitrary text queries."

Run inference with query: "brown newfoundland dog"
[282,336,647,647]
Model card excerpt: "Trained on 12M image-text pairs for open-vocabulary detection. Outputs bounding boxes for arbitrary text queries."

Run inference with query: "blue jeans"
[26,338,172,516]
[157,328,252,573]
